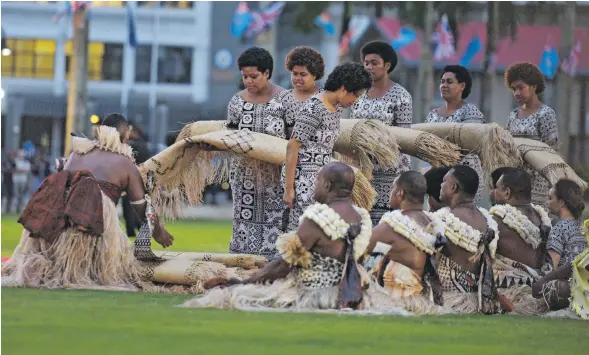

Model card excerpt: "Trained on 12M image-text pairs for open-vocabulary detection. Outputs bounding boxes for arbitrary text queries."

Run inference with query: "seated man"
[424,166,451,212]
[183,162,406,314]
[489,167,513,206]
[2,113,173,290]
[366,171,446,310]
[434,165,500,314]
[489,167,552,315]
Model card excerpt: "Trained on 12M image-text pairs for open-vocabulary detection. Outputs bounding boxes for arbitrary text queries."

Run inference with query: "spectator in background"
[2,151,16,213]
[121,122,151,237]
[13,149,31,213]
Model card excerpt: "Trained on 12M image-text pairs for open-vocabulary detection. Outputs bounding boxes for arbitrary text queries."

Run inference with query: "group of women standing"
[224,41,562,260]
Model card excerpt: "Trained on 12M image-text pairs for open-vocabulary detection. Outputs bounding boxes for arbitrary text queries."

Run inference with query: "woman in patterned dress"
[225,47,288,259]
[504,62,559,210]
[425,65,486,203]
[281,46,325,138]
[283,62,372,232]
[532,179,586,310]
[350,40,413,226]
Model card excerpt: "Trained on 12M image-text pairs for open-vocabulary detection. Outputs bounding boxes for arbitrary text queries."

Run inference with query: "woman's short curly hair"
[285,46,325,80]
[442,65,473,99]
[324,62,372,93]
[237,46,274,79]
[360,40,398,73]
[504,62,545,95]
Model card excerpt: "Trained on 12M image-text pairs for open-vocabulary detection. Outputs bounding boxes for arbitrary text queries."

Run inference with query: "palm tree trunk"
[413,1,434,125]
[64,7,89,156]
[480,1,499,122]
[555,2,576,159]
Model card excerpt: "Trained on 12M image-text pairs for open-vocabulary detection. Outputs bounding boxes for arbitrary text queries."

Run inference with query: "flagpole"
[148,1,161,153]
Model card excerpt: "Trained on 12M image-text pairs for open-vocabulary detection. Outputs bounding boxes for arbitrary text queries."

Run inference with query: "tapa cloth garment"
[493,254,549,315]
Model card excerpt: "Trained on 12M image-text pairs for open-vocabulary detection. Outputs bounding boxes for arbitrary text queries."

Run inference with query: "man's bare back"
[370,210,431,276]
[444,206,488,274]
[495,206,545,268]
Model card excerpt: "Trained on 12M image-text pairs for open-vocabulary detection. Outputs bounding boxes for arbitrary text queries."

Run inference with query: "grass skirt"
[2,192,141,291]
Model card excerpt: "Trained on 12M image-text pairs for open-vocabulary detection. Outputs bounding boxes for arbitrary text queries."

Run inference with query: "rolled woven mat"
[514,137,588,191]
[411,123,522,173]
[334,119,399,179]
[153,251,269,269]
[388,126,463,167]
[139,129,376,219]
[177,119,399,179]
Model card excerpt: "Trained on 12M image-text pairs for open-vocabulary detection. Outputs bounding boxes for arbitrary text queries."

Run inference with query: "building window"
[134,45,192,84]
[65,41,123,81]
[1,38,55,79]
[134,45,152,83]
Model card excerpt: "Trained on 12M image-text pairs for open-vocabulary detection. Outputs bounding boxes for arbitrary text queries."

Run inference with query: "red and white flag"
[561,41,581,77]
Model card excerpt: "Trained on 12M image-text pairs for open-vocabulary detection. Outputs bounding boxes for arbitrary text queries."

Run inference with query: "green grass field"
[2,215,588,355]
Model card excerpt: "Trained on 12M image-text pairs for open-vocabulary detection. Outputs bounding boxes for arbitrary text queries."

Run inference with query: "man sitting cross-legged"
[183,162,408,314]
[488,167,552,315]
[364,171,448,314]
[434,165,501,314]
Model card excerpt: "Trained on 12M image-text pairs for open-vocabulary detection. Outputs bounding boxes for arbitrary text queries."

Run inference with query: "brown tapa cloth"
[18,170,107,243]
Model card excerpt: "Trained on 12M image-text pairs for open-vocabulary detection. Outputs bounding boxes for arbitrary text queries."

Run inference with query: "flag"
[126,4,138,48]
[433,14,456,61]
[52,2,72,23]
[315,11,335,36]
[339,16,371,56]
[538,43,559,79]
[459,35,482,67]
[230,2,252,38]
[561,41,581,77]
[391,26,417,51]
[245,2,285,39]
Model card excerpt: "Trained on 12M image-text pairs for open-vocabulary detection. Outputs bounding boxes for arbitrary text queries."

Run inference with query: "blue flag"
[315,12,335,36]
[126,5,138,48]
[391,27,417,51]
[459,35,482,67]
[231,2,253,39]
[538,45,559,79]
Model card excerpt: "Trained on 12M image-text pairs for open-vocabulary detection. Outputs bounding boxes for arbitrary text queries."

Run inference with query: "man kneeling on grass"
[2,114,174,290]
[183,162,407,314]
[363,171,447,314]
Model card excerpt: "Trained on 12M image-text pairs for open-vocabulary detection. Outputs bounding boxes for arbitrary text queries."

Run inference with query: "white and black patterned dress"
[506,105,559,210]
[226,92,289,258]
[281,95,342,232]
[426,103,486,203]
[547,219,587,267]
[281,89,322,137]
[350,83,413,225]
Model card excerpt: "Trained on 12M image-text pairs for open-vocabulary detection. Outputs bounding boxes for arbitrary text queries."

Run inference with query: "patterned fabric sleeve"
[461,104,486,123]
[546,220,567,256]
[225,95,242,129]
[393,91,413,128]
[538,106,559,149]
[292,98,321,144]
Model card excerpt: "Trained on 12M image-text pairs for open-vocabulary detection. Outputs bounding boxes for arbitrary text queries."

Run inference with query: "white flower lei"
[489,204,551,250]
[301,203,372,261]
[434,207,499,257]
[379,210,444,255]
